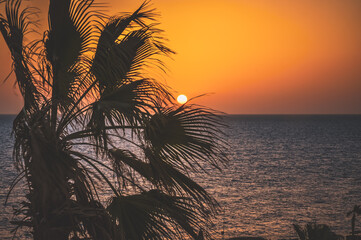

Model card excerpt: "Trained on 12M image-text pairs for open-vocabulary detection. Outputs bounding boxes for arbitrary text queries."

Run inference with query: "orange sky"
[1,0,361,114]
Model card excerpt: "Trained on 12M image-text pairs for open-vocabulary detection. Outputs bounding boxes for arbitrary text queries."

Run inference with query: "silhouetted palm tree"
[347,205,361,236]
[293,223,343,240]
[0,0,227,239]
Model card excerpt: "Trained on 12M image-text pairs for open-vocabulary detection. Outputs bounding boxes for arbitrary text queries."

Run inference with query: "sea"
[0,114,361,239]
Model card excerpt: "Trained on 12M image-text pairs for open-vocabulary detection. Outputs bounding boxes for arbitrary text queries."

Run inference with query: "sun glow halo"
[177,94,188,104]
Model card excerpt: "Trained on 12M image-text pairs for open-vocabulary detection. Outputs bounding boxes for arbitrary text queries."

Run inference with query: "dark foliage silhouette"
[0,0,227,239]
[347,205,361,236]
[293,223,343,240]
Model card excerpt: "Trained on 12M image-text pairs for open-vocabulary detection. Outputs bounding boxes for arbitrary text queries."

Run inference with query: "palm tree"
[293,223,343,240]
[347,205,361,236]
[0,0,227,239]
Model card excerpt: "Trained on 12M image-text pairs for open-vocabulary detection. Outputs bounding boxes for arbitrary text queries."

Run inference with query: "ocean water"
[1,114,361,239]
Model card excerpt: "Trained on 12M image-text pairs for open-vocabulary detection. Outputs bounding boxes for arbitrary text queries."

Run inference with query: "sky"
[1,0,361,114]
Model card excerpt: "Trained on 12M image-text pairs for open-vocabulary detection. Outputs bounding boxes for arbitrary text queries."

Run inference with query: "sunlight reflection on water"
[1,115,361,239]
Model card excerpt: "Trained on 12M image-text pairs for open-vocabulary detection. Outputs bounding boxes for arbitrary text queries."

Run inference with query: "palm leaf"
[0,0,40,109]
[107,190,204,240]
[86,79,169,151]
[92,1,174,95]
[144,104,228,172]
[45,0,98,105]
[110,148,218,212]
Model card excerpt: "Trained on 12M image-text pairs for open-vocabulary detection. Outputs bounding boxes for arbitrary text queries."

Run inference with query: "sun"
[177,94,188,104]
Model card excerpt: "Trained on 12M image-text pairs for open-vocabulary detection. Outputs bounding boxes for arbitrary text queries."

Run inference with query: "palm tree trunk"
[29,129,72,240]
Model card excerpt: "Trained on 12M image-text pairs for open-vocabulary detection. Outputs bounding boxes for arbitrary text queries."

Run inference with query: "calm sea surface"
[1,115,361,239]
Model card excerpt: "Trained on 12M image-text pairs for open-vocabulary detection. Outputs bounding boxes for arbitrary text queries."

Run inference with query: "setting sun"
[177,94,188,104]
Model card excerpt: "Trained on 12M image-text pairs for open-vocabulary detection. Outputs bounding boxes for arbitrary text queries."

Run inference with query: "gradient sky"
[1,0,361,114]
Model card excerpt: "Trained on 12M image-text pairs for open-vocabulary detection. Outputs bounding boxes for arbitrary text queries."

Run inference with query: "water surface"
[1,115,360,239]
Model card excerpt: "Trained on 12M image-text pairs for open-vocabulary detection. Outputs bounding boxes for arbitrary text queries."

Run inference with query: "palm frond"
[110,148,218,213]
[144,103,228,172]
[45,0,98,105]
[107,190,205,240]
[0,0,40,109]
[92,1,174,95]
[86,79,169,151]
